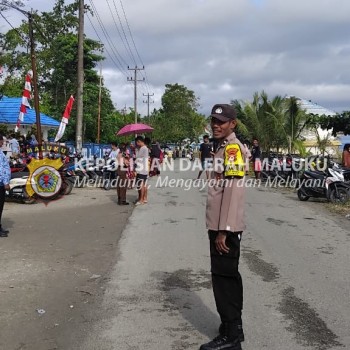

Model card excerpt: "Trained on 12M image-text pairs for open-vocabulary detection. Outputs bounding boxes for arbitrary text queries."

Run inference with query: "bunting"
[54,95,75,142]
[15,70,33,132]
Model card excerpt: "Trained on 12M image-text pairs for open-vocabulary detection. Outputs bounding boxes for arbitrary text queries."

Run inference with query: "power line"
[118,0,151,93]
[89,0,129,74]
[119,0,144,66]
[108,0,137,66]
[86,13,128,77]
[0,11,27,42]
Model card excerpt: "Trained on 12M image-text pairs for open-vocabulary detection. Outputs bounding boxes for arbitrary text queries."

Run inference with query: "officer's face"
[211,118,237,140]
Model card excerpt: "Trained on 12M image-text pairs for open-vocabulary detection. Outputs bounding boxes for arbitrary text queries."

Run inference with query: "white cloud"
[1,0,350,116]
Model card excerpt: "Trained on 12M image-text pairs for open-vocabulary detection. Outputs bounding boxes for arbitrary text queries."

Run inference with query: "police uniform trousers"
[209,230,243,326]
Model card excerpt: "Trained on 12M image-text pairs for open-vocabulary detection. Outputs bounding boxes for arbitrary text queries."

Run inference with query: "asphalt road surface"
[1,163,349,350]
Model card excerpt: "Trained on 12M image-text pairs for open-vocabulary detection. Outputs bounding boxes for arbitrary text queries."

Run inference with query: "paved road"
[0,187,136,350]
[79,164,350,350]
[1,162,349,350]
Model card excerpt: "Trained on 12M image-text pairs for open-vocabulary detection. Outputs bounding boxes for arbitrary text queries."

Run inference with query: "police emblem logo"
[32,166,62,197]
[26,158,64,200]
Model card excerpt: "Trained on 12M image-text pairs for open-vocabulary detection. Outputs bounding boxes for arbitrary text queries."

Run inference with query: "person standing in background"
[0,135,11,237]
[251,138,261,180]
[197,135,213,180]
[1,135,11,156]
[135,136,149,205]
[8,134,20,157]
[342,144,350,168]
[116,143,130,205]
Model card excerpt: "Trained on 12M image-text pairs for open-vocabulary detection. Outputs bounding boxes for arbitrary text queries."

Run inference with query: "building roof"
[0,96,60,127]
[297,98,337,116]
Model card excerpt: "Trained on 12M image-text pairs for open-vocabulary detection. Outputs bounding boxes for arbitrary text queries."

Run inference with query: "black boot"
[219,322,244,342]
[200,323,241,350]
[0,227,9,237]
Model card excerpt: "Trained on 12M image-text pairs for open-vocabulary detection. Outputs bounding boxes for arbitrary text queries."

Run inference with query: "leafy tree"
[315,112,350,136]
[149,83,206,142]
[0,0,118,144]
[0,0,26,12]
[234,92,309,154]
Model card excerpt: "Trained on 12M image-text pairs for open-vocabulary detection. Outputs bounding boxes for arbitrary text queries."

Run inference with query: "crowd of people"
[106,136,163,206]
[0,133,39,158]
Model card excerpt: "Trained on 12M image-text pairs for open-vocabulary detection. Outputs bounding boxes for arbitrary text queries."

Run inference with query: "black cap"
[210,104,237,122]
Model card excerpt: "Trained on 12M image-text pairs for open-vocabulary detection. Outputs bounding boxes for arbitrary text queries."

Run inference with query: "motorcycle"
[297,165,350,204]
[5,176,36,204]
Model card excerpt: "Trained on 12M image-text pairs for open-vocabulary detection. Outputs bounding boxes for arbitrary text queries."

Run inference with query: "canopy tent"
[0,96,60,140]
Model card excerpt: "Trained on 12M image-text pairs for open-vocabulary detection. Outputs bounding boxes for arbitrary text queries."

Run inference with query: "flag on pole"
[54,95,75,142]
[15,70,33,132]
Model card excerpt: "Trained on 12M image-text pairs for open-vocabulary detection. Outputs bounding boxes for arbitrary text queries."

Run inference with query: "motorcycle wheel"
[329,186,349,204]
[297,187,310,201]
[23,188,36,204]
[63,179,73,195]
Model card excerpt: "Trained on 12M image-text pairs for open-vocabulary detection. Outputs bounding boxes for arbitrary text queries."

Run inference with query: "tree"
[0,0,118,143]
[316,112,350,136]
[233,91,281,152]
[149,83,206,142]
[0,1,26,12]
[234,92,309,154]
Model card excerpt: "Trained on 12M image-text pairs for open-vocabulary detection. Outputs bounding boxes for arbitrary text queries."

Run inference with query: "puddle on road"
[278,287,342,350]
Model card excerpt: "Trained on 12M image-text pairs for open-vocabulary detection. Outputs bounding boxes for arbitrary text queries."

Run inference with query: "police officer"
[200,104,246,350]
[0,134,11,237]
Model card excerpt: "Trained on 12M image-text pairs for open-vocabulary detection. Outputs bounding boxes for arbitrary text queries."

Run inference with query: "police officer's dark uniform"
[200,104,246,350]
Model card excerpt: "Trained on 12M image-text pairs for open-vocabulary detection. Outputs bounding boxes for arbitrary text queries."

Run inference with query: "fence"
[64,141,111,158]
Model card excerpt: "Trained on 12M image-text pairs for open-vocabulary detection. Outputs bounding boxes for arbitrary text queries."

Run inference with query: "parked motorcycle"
[5,176,36,204]
[297,165,350,204]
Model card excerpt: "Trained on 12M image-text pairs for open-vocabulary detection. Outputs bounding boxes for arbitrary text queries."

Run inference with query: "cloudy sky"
[2,0,350,116]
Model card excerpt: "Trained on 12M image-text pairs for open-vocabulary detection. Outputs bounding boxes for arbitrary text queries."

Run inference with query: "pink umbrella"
[116,123,154,136]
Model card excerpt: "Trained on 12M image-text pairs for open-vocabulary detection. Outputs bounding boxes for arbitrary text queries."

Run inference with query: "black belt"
[224,176,244,179]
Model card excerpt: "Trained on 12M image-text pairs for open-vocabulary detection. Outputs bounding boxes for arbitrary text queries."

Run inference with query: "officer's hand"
[4,184,10,191]
[215,232,230,255]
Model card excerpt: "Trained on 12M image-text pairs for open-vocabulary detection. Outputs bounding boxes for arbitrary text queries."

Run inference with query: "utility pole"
[127,66,145,124]
[28,11,42,147]
[119,105,127,124]
[143,93,154,120]
[2,3,43,147]
[96,63,102,143]
[76,0,84,152]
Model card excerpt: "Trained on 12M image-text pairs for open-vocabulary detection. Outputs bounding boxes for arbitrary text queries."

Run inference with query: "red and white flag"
[15,70,33,132]
[54,95,75,142]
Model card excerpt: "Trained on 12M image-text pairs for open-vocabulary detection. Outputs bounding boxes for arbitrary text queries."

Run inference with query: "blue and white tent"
[0,96,60,140]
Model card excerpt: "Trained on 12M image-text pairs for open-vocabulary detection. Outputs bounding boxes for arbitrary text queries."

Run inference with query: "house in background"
[0,96,60,140]
[295,98,342,155]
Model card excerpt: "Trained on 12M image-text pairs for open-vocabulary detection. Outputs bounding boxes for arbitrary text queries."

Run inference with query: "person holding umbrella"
[135,136,149,205]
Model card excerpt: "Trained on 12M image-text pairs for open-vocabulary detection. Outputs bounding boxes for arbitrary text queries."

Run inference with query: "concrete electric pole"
[143,93,154,119]
[127,66,145,124]
[75,0,84,152]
